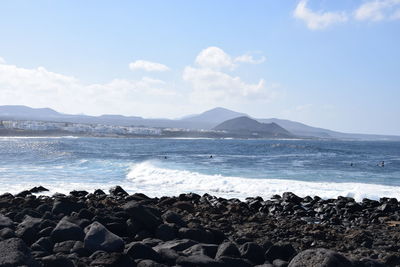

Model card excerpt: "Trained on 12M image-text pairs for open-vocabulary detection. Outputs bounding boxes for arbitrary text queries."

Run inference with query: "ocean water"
[0,137,399,201]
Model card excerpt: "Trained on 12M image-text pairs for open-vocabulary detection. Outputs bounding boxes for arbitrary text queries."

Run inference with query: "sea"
[0,137,399,201]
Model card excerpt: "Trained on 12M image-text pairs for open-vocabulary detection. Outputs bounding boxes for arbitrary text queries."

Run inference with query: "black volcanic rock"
[125,242,162,262]
[0,237,38,267]
[213,116,293,138]
[16,216,43,244]
[123,201,162,230]
[0,187,397,266]
[215,241,241,259]
[288,248,352,267]
[29,186,49,193]
[0,213,13,229]
[84,222,124,253]
[239,242,266,264]
[265,243,296,262]
[51,218,84,242]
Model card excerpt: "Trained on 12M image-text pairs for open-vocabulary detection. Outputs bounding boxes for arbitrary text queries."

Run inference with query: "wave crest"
[126,161,400,201]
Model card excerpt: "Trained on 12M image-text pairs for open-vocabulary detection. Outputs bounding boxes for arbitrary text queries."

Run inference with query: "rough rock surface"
[0,187,399,266]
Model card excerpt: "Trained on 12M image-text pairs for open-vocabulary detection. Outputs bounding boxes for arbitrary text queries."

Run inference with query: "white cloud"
[0,61,178,117]
[129,60,170,72]
[234,54,266,64]
[0,57,5,64]
[183,66,265,99]
[183,47,276,105]
[195,46,236,70]
[0,47,273,117]
[355,0,400,21]
[293,0,348,30]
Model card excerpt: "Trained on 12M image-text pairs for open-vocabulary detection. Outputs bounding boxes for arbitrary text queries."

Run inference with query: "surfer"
[209,155,213,159]
[350,162,353,167]
[377,161,384,167]
[164,156,167,159]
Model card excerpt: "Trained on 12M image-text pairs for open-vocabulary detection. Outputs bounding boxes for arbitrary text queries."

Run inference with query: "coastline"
[0,186,399,266]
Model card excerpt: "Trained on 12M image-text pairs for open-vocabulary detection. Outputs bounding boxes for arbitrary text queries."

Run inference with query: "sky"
[0,0,399,135]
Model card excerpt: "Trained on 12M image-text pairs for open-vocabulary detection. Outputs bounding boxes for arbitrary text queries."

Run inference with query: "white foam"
[125,161,400,201]
[2,161,399,201]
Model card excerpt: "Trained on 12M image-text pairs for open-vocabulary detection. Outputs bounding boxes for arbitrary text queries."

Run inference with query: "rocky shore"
[0,186,399,266]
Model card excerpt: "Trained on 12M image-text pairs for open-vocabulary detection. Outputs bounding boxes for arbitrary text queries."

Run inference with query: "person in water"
[209,155,213,158]
[377,161,384,167]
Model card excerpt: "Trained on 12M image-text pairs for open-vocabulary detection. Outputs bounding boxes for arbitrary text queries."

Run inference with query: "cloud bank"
[0,47,273,117]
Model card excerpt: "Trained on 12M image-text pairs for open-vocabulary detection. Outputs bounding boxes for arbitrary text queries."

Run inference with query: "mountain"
[213,116,294,138]
[0,105,60,118]
[0,105,399,140]
[181,107,247,123]
[257,118,400,140]
[257,118,337,138]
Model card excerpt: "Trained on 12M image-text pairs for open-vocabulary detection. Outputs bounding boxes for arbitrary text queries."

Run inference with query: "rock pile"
[0,186,399,266]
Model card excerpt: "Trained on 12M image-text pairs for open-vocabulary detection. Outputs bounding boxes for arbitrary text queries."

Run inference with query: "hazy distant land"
[0,105,399,140]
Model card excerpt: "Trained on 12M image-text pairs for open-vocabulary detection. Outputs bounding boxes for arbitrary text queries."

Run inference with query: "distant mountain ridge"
[213,116,294,138]
[0,105,399,140]
[181,107,246,123]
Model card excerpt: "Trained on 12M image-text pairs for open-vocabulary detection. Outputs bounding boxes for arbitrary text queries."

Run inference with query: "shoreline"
[0,186,399,266]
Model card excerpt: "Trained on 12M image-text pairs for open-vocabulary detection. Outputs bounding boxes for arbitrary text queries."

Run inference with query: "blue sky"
[0,0,399,135]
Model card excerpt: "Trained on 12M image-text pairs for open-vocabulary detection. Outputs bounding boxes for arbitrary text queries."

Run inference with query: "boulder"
[173,201,195,212]
[69,190,89,197]
[176,254,222,267]
[282,192,302,205]
[32,236,54,252]
[155,224,176,241]
[178,227,214,243]
[0,238,38,267]
[240,242,265,264]
[157,248,180,265]
[217,256,253,267]
[51,218,84,242]
[154,239,198,252]
[15,216,42,244]
[51,198,84,215]
[40,255,75,267]
[265,243,296,262]
[183,243,219,258]
[52,240,76,253]
[0,214,13,229]
[90,252,134,267]
[123,201,162,230]
[125,242,162,262]
[162,210,187,227]
[109,185,128,197]
[215,241,241,259]
[288,248,352,267]
[84,221,124,253]
[94,189,106,196]
[29,186,49,193]
[0,227,15,239]
[70,240,90,256]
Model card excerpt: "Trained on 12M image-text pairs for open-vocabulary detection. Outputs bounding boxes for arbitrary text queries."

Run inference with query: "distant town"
[0,119,229,138]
